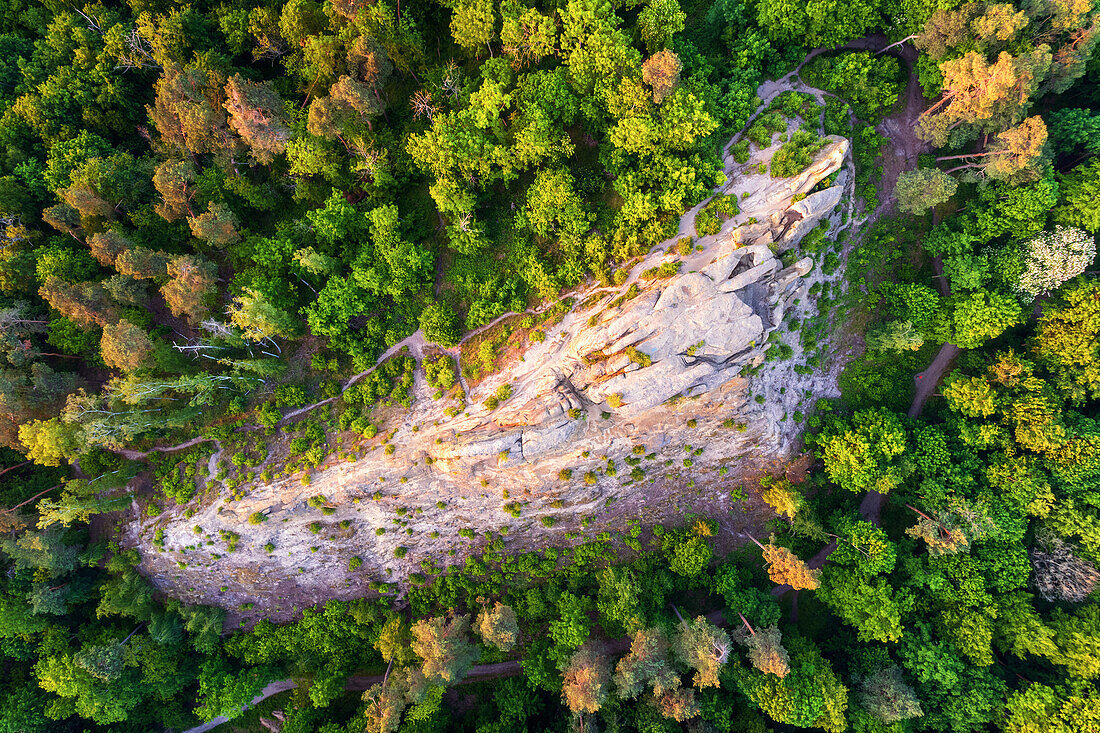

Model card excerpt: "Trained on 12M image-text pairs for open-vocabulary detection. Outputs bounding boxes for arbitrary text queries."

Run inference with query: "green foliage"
[1,2,1097,732]
[801,52,902,122]
[812,408,910,494]
[770,131,826,178]
[694,195,739,237]
[420,302,462,348]
[735,637,849,732]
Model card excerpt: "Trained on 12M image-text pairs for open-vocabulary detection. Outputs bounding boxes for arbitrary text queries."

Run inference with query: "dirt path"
[907,342,962,418]
[179,610,727,733]
[179,680,298,733]
[111,436,219,461]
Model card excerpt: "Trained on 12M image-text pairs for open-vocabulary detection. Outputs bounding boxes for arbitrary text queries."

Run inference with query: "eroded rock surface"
[132,134,852,617]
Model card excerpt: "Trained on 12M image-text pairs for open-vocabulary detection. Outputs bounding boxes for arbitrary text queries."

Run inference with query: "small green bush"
[626,346,651,368]
[641,261,682,280]
[771,130,826,179]
[424,355,458,397]
[274,384,309,408]
[348,556,363,571]
[746,111,787,147]
[248,512,267,525]
[694,195,739,237]
[732,139,751,164]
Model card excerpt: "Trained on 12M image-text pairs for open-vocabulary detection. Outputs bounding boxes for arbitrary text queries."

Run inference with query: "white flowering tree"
[1018,226,1096,299]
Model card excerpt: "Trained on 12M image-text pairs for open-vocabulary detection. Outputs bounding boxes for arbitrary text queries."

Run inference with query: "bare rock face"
[133,135,852,616]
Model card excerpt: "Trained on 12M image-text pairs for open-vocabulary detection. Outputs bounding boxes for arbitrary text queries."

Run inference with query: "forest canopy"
[0,0,1099,731]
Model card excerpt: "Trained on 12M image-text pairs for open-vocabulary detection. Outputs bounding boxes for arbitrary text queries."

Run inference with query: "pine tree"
[38,277,118,328]
[188,203,240,246]
[223,74,291,164]
[161,255,218,323]
[672,616,731,688]
[613,627,679,699]
[562,642,611,714]
[100,320,154,372]
[228,288,298,342]
[152,159,196,222]
[411,614,479,684]
[87,231,130,267]
[756,538,821,590]
[115,246,171,280]
[735,614,790,678]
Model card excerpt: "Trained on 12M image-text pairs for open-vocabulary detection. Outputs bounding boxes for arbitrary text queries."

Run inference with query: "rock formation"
[132,135,853,617]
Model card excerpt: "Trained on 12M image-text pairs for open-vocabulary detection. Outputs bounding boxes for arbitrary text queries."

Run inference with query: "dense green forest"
[1,0,1100,730]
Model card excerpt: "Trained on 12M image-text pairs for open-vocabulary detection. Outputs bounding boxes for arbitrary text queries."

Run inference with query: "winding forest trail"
[908,343,962,418]
[178,610,727,733]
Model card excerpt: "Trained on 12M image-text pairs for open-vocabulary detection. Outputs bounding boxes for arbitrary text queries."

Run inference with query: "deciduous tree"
[895,168,958,213]
[1034,279,1100,401]
[638,0,685,53]
[1055,159,1100,233]
[18,418,83,467]
[641,50,681,104]
[859,666,923,724]
[450,0,496,56]
[419,302,461,347]
[1017,226,1095,299]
